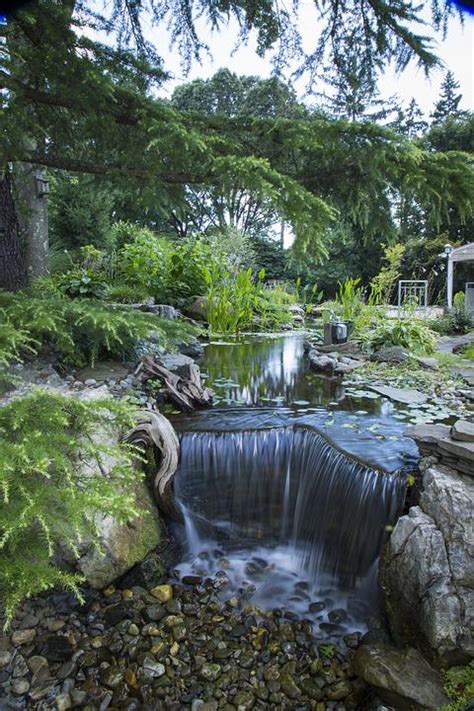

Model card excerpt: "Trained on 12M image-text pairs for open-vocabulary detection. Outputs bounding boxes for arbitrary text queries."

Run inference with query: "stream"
[170,334,418,641]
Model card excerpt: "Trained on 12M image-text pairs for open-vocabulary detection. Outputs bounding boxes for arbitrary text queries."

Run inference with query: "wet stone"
[0,651,12,668]
[145,603,167,622]
[150,584,173,603]
[42,635,73,663]
[199,663,221,681]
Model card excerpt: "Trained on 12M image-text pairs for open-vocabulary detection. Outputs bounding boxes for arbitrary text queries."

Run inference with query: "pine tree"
[394,98,428,138]
[431,71,463,123]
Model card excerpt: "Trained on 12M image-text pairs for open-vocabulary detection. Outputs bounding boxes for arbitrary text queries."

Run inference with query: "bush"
[0,291,199,368]
[0,390,140,626]
[431,292,474,335]
[362,313,438,355]
[106,283,151,304]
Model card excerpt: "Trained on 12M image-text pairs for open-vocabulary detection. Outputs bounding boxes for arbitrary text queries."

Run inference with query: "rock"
[141,657,165,679]
[352,643,450,710]
[438,437,474,464]
[11,678,30,695]
[150,584,173,603]
[156,353,196,380]
[199,663,221,681]
[405,423,451,447]
[187,296,209,322]
[451,419,474,442]
[370,346,410,364]
[414,356,440,370]
[367,385,428,405]
[42,635,73,663]
[326,679,352,700]
[308,352,337,375]
[380,463,474,666]
[55,692,72,711]
[11,629,36,646]
[0,651,12,668]
[53,387,164,590]
[233,690,255,709]
[280,672,301,698]
[178,339,204,360]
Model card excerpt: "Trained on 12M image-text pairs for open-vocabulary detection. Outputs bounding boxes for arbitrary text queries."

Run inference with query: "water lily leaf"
[293,400,310,406]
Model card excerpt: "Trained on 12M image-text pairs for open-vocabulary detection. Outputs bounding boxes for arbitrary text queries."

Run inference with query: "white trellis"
[397,280,428,309]
[446,243,474,308]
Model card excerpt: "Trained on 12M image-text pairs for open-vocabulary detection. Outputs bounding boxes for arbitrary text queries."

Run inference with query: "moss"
[441,661,474,711]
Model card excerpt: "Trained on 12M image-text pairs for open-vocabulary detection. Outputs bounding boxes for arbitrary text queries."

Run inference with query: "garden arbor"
[445,243,474,309]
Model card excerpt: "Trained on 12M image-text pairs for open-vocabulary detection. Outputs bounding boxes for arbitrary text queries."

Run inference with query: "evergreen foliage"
[0,390,141,626]
[0,290,198,368]
[432,71,463,124]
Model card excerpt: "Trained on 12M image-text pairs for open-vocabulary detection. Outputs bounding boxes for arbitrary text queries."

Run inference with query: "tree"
[431,71,463,123]
[393,98,428,138]
[320,33,398,123]
[1,1,473,289]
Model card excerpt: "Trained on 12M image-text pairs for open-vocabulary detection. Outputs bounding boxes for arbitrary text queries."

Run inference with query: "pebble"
[11,628,36,646]
[150,584,173,602]
[11,678,30,695]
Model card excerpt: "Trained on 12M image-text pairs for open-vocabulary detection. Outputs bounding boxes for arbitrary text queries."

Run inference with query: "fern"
[0,390,142,627]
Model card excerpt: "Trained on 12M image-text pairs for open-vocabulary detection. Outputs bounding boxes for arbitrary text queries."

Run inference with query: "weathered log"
[125,409,180,518]
[136,356,213,412]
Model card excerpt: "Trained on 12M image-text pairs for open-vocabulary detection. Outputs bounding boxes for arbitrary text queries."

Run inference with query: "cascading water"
[173,425,406,632]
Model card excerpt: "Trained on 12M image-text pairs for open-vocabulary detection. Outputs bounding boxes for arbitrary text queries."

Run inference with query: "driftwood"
[136,356,213,412]
[125,410,180,518]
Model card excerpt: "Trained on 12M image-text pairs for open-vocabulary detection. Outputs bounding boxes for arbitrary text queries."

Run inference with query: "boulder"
[178,339,204,360]
[380,465,474,666]
[58,388,177,589]
[187,296,209,322]
[370,346,410,364]
[352,643,450,710]
[308,351,337,375]
[156,353,196,380]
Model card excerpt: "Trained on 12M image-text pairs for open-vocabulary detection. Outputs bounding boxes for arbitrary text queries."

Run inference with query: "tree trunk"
[13,161,49,281]
[0,169,27,291]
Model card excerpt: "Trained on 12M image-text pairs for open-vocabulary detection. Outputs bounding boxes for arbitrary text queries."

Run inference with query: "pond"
[170,333,419,640]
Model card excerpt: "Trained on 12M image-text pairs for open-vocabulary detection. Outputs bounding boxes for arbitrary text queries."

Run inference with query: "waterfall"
[174,426,406,587]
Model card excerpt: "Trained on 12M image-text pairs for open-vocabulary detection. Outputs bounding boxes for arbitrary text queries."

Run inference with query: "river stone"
[352,643,449,711]
[380,463,474,666]
[367,385,428,405]
[451,419,474,442]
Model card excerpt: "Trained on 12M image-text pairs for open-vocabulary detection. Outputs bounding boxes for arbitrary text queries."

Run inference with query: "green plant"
[335,277,365,322]
[369,243,405,305]
[58,268,109,299]
[106,283,151,304]
[205,266,261,334]
[0,291,198,368]
[0,390,141,626]
[430,292,474,335]
[441,661,474,711]
[362,311,437,355]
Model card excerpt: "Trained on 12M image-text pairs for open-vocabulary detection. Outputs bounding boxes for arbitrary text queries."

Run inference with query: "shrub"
[0,291,199,368]
[362,313,438,355]
[0,390,141,626]
[431,292,474,336]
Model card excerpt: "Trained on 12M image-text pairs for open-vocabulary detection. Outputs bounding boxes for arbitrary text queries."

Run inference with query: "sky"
[143,1,474,117]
